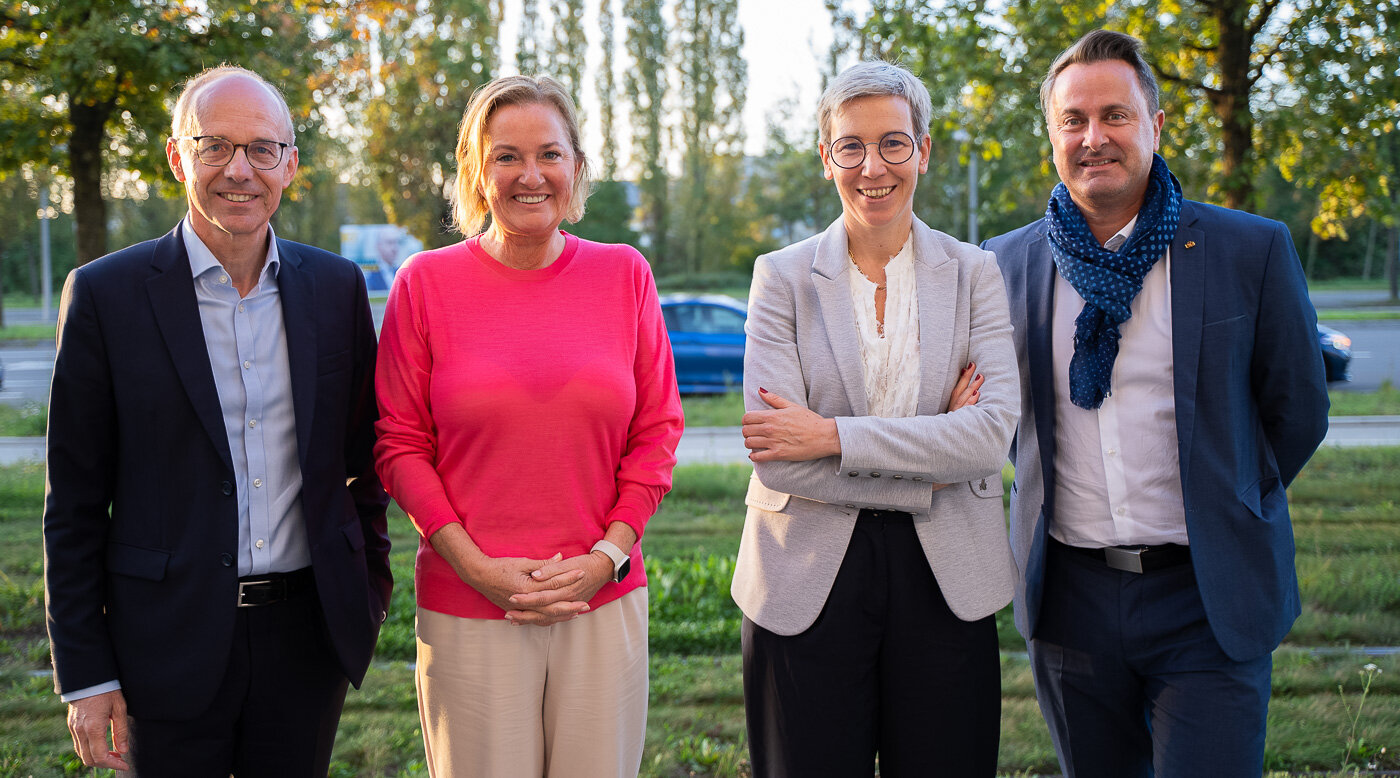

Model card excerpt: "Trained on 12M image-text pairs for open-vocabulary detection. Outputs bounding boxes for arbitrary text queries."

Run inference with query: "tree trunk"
[1210,0,1258,210]
[1363,219,1378,280]
[69,100,112,265]
[1389,225,1398,303]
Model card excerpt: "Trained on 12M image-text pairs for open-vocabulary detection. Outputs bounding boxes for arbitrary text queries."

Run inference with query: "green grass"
[1330,381,1400,416]
[0,323,55,343]
[1318,309,1400,320]
[0,404,47,437]
[1,448,1398,775]
[681,392,746,428]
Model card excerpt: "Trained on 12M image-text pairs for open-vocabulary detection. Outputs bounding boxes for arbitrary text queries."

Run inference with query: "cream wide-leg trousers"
[415,589,648,778]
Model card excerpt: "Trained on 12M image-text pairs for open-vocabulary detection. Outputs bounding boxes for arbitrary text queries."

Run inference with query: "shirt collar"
[1103,215,1139,252]
[181,216,281,285]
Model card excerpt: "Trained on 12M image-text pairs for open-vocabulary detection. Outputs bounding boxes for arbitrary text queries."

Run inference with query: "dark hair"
[1040,29,1160,121]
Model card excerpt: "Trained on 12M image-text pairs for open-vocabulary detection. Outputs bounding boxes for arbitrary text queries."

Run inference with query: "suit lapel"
[911,220,956,415]
[1169,202,1205,486]
[276,239,317,473]
[146,225,233,470]
[811,221,869,416]
[1025,225,1058,481]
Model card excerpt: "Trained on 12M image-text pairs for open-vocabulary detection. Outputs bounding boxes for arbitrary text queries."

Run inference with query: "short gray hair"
[816,61,932,147]
[1040,29,1160,122]
[171,65,295,143]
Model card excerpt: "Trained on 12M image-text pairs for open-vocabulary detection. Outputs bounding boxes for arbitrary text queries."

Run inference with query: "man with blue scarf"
[984,29,1329,777]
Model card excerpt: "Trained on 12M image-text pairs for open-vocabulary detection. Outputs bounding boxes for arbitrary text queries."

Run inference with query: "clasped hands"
[466,549,615,627]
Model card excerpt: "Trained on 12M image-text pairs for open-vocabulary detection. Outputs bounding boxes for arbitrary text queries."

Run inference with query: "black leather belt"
[236,567,314,607]
[1053,538,1191,574]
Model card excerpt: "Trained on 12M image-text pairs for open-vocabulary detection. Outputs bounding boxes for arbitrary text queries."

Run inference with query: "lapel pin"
[1184,240,1197,249]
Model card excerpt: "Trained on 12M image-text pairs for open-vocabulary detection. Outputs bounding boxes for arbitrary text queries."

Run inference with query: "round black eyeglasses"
[828,131,916,169]
[174,136,291,170]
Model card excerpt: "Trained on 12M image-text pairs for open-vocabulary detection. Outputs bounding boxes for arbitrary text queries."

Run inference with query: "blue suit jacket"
[43,225,392,719]
[984,200,1329,661]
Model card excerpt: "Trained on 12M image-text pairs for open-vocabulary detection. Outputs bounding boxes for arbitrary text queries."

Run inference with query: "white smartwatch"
[590,539,631,583]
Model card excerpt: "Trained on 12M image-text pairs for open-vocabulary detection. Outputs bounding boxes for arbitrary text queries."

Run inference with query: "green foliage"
[624,0,669,262]
[362,0,498,250]
[647,554,741,654]
[0,0,350,263]
[0,404,47,437]
[570,180,640,248]
[680,392,745,428]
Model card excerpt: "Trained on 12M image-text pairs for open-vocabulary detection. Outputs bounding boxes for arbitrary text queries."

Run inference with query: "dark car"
[1318,323,1352,383]
[660,293,747,393]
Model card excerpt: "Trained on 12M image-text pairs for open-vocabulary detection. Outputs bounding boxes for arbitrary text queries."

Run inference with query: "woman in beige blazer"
[734,61,1020,777]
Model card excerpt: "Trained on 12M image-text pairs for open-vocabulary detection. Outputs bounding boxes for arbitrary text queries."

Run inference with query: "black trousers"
[125,580,350,777]
[742,509,1001,777]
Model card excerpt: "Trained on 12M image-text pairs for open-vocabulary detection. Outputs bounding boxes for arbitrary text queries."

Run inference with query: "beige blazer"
[731,216,1020,635]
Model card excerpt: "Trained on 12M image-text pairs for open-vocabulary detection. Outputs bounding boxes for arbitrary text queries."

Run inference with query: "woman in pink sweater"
[374,75,683,778]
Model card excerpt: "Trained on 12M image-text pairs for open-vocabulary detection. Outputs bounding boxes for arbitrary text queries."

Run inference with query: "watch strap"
[591,539,629,582]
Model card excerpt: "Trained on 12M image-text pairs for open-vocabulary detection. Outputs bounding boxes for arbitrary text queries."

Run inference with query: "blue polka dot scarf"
[1045,153,1182,410]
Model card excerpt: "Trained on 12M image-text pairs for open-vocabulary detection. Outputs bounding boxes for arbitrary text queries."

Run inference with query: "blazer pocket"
[105,542,170,581]
[317,348,352,377]
[1203,312,1248,329]
[744,473,791,512]
[967,475,1005,498]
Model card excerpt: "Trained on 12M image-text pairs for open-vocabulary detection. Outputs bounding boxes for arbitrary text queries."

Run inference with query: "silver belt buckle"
[1103,546,1145,574]
[237,578,273,607]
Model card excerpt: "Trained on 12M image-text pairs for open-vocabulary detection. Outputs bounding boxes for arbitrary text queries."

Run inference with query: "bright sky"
[498,0,838,167]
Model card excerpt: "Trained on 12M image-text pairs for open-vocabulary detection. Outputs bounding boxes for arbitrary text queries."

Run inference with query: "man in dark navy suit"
[44,66,391,776]
[984,30,1328,778]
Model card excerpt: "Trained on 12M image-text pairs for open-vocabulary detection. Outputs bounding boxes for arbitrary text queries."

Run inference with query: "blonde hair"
[171,65,295,143]
[451,75,592,236]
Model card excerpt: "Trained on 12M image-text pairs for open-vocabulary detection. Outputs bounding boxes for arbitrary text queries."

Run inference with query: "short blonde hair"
[171,65,295,143]
[451,75,592,236]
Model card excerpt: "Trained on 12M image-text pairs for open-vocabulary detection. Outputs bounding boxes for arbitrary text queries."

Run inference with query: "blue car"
[1318,323,1352,383]
[660,294,747,393]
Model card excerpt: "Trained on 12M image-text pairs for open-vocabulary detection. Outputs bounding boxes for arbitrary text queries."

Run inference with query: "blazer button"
[892,474,903,480]
[870,472,881,478]
[220,553,233,567]
[848,471,859,477]
[221,480,234,496]
[912,477,924,481]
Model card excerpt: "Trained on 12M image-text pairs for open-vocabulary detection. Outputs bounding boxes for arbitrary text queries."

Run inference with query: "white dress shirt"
[1049,217,1189,547]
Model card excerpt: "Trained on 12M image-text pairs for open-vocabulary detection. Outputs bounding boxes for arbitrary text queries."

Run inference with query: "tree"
[0,1,342,264]
[516,0,541,75]
[671,0,746,273]
[547,0,588,108]
[624,0,669,262]
[597,0,621,179]
[362,0,498,248]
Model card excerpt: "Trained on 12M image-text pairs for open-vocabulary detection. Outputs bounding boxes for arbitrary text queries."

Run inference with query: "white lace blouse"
[846,235,921,418]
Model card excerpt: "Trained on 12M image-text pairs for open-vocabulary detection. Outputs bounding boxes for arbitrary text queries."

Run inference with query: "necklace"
[847,247,887,291]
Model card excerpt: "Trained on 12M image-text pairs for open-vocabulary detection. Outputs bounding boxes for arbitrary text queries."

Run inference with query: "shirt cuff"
[60,680,122,703]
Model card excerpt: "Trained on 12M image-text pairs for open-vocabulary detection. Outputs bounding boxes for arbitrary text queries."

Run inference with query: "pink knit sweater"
[374,233,684,619]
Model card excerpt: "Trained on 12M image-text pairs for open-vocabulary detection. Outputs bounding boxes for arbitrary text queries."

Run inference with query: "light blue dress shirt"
[182,219,309,577]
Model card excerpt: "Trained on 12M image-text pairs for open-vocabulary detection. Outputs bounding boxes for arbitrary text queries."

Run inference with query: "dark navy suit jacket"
[44,225,392,719]
[984,200,1329,661]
